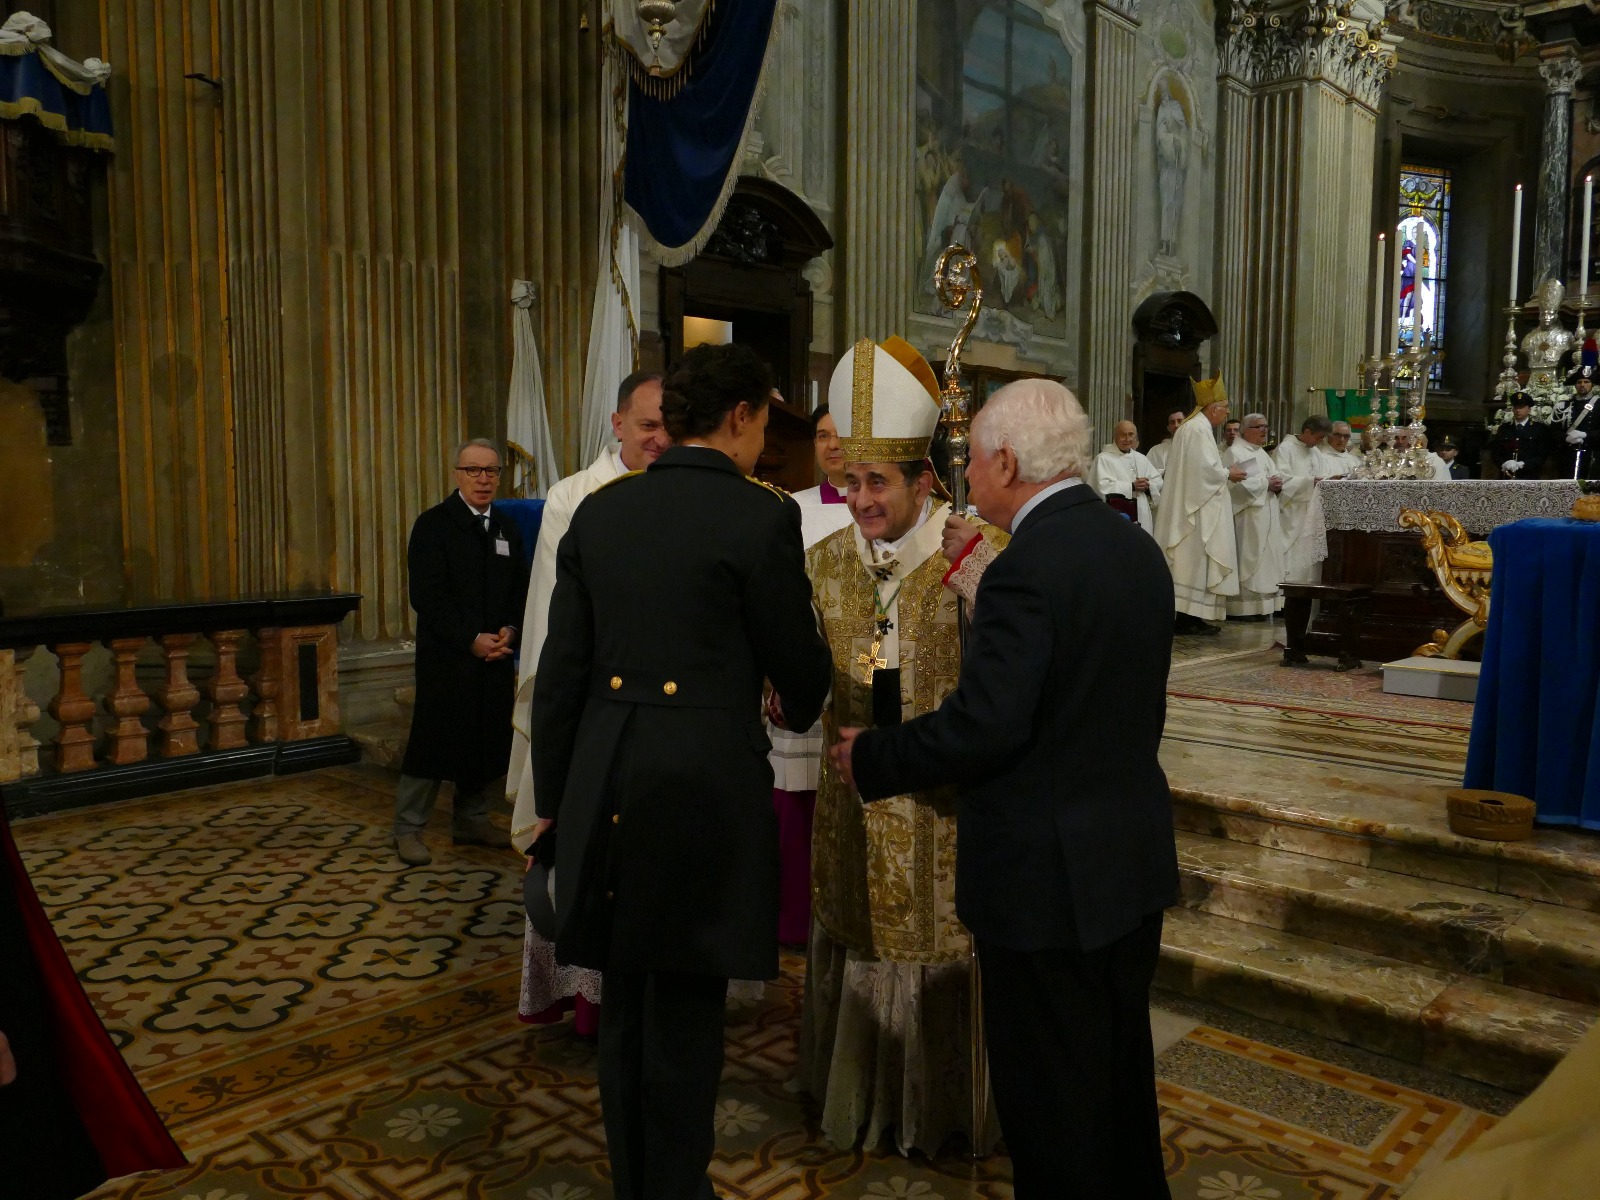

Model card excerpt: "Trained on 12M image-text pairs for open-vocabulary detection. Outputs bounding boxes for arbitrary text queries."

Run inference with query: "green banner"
[1323,388,1376,429]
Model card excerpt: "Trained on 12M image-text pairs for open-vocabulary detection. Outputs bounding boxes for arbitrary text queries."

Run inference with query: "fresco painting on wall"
[915,0,1073,343]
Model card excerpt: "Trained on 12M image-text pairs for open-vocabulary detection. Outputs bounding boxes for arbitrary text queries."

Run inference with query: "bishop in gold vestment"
[794,335,1003,1156]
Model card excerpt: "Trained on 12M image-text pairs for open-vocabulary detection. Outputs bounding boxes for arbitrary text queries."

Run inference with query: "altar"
[1316,479,1585,662]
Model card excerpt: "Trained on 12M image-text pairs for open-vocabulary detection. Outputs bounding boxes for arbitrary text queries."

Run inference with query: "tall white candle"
[1371,233,1385,359]
[1510,183,1523,305]
[810,379,818,410]
[1582,175,1594,306]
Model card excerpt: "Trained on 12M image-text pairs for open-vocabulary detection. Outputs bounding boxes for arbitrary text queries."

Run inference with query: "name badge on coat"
[494,538,510,557]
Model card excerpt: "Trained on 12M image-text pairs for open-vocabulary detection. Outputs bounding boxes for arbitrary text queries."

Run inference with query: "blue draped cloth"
[1464,518,1600,828]
[0,48,113,150]
[493,499,545,569]
[623,0,778,254]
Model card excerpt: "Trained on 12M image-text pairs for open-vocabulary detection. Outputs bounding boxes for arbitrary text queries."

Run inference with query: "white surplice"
[1152,413,1238,620]
[1147,438,1174,475]
[1224,439,1286,616]
[1271,435,1330,584]
[1317,445,1362,476]
[1088,443,1163,534]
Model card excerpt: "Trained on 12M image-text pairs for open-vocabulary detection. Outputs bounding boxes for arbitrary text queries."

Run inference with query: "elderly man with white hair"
[1088,419,1163,534]
[1152,375,1243,635]
[831,378,1179,1198]
[1224,413,1287,618]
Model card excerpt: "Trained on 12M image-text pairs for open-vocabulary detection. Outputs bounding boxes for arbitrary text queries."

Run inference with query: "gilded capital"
[1217,0,1396,108]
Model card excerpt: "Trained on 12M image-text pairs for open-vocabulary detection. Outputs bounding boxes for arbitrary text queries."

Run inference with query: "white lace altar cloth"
[1319,480,1583,536]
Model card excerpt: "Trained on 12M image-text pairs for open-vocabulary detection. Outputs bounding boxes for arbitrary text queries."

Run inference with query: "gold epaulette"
[593,469,645,493]
[745,475,790,502]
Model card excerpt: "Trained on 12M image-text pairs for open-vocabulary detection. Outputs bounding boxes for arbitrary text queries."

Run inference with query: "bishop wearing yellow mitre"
[794,336,1004,1156]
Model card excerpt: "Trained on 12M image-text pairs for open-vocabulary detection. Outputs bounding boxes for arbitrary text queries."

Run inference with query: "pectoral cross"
[856,637,887,683]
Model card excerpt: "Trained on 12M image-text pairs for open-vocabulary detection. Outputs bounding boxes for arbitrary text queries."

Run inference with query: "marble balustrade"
[0,594,360,814]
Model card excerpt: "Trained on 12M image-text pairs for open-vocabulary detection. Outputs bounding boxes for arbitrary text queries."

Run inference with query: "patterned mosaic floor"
[7,767,1497,1199]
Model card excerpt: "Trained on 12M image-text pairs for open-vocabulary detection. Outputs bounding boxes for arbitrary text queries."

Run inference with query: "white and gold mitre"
[829,335,942,462]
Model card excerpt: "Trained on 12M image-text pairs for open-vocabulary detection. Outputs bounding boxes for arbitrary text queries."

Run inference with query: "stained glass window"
[1397,163,1451,382]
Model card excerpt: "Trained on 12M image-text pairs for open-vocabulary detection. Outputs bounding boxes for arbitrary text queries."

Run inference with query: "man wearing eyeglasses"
[393,438,531,866]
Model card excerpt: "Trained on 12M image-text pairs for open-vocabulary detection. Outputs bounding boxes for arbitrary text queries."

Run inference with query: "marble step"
[1176,830,1600,1005]
[1158,905,1598,1094]
[1163,740,1600,914]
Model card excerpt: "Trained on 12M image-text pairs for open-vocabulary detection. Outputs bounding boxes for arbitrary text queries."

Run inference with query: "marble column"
[1533,53,1582,291]
[1079,0,1142,438]
[839,0,916,345]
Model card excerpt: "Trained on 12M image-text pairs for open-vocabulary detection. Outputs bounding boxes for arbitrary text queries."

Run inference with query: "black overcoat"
[853,485,1181,954]
[400,492,530,792]
[529,446,832,980]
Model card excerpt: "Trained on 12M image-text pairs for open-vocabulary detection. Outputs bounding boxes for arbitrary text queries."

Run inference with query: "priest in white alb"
[1088,419,1162,534]
[1145,407,1186,474]
[506,370,667,1034]
[1152,375,1243,635]
[1318,420,1362,475]
[1270,414,1332,585]
[1224,413,1286,618]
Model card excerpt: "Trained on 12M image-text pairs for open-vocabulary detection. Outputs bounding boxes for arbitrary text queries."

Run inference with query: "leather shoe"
[395,833,432,866]
[452,820,504,848]
[1174,613,1221,636]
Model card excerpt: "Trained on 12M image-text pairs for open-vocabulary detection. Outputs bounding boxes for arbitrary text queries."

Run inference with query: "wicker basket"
[1572,494,1600,522]
[1445,789,1535,841]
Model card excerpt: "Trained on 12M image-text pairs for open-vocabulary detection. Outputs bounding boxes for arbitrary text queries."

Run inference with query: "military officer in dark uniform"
[1489,392,1552,479]
[529,343,832,1200]
[1564,341,1600,479]
[393,437,530,866]
[1436,437,1472,480]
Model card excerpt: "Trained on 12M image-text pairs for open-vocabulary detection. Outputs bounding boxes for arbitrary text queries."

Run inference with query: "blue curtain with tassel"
[622,0,777,256]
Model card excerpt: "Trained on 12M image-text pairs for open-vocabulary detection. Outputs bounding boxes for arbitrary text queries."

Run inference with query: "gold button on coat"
[663,681,678,695]
[609,676,622,690]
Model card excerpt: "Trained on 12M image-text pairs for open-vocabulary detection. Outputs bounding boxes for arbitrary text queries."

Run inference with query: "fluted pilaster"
[101,1,237,602]
[840,0,916,344]
[219,2,599,640]
[1214,1,1393,426]
[1078,0,1142,437]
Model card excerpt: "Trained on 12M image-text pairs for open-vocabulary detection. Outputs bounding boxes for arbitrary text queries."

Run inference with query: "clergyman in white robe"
[1088,421,1162,534]
[1224,415,1286,617]
[1144,409,1187,476]
[1271,420,1332,585]
[1152,394,1239,624]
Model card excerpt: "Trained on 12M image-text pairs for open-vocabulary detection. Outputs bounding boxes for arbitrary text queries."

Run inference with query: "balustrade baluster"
[249,626,281,743]
[10,647,41,778]
[152,633,201,757]
[206,629,249,750]
[46,641,97,772]
[104,636,152,765]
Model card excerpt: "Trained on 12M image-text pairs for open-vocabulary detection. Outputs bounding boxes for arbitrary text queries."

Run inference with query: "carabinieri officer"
[528,342,831,1200]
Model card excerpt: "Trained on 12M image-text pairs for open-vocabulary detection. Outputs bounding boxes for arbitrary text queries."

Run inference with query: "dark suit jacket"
[1489,419,1551,477]
[852,484,1179,954]
[530,446,832,979]
[400,493,530,791]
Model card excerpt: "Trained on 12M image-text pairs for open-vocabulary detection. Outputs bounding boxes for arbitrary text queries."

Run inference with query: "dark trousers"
[598,969,728,1200]
[979,912,1170,1199]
